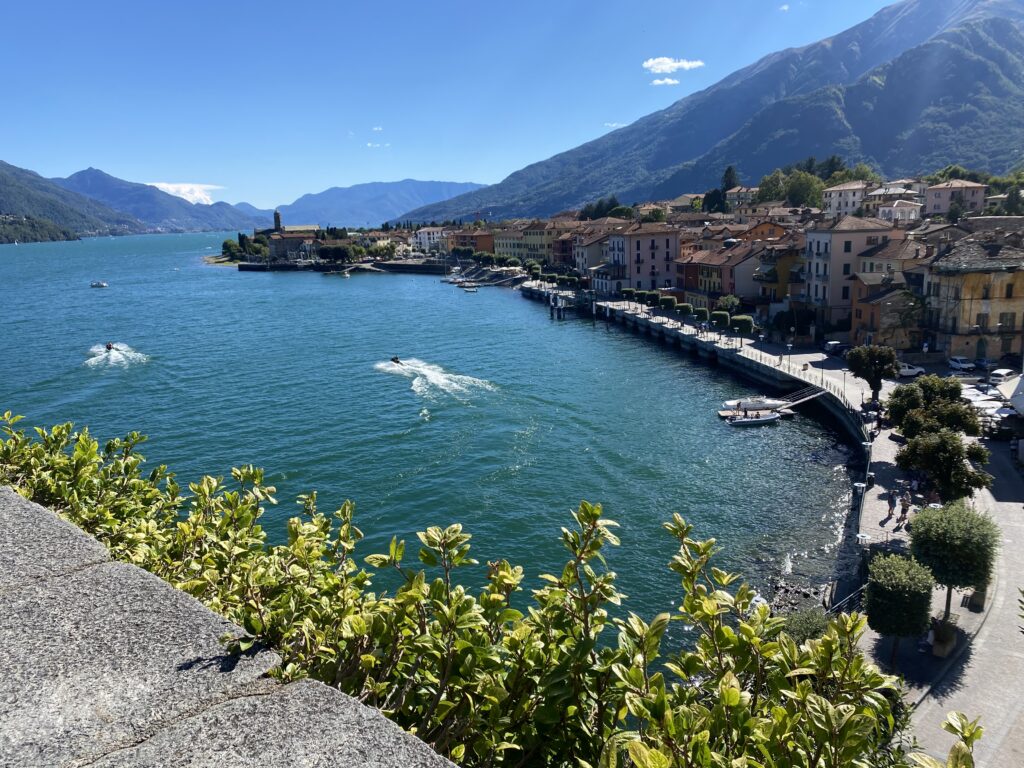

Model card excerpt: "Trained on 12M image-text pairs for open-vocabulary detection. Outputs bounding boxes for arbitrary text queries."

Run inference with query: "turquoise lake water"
[1,232,855,626]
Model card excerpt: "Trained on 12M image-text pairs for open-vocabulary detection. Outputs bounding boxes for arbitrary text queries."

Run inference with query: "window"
[843,263,851,275]
[982,285,990,299]
[843,241,852,253]
[814,284,819,298]
[999,312,1016,331]
[842,286,850,300]
[866,236,879,246]
[976,313,989,330]
[855,309,862,319]
[1007,284,1014,299]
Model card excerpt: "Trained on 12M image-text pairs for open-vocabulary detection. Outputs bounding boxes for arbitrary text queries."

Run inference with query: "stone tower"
[274,210,282,231]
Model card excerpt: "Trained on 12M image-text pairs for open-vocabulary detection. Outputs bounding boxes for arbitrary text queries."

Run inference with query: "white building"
[413,227,446,253]
[878,199,923,223]
[592,232,628,294]
[822,181,875,220]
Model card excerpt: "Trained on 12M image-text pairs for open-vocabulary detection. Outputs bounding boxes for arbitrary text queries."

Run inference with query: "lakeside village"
[218,164,1024,674]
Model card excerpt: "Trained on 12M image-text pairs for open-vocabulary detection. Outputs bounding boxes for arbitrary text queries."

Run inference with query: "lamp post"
[787,343,793,370]
[822,352,827,385]
[732,325,739,349]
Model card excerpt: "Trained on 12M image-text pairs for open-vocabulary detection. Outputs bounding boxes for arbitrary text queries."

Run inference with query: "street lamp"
[786,343,793,370]
[732,326,739,349]
[821,352,827,385]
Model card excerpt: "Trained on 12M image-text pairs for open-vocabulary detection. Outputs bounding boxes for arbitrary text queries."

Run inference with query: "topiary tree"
[678,303,693,317]
[846,345,900,402]
[731,315,754,335]
[911,500,1001,620]
[694,307,710,323]
[645,292,660,307]
[710,310,730,329]
[897,429,992,502]
[621,288,635,302]
[659,296,677,312]
[864,554,933,667]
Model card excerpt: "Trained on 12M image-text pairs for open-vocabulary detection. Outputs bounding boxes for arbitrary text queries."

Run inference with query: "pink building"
[625,223,681,291]
[925,180,988,216]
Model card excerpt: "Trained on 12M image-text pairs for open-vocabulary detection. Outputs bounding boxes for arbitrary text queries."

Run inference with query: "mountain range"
[402,0,1024,222]
[0,162,484,240]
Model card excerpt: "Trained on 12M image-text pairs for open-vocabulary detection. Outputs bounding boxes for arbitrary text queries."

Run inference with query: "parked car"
[974,358,997,371]
[823,341,854,357]
[989,368,1018,385]
[947,356,976,371]
[897,362,925,377]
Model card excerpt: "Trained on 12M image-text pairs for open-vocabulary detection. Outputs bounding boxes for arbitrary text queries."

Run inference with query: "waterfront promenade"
[567,294,1023,762]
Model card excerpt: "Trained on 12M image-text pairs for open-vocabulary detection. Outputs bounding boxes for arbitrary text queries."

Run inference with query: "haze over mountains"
[403,0,1024,222]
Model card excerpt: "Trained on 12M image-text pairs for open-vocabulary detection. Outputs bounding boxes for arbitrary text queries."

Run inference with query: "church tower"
[274,210,282,231]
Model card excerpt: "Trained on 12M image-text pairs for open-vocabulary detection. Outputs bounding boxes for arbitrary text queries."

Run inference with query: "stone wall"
[0,486,453,768]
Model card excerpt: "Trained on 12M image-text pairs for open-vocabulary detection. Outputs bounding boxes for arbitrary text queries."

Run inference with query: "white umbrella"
[996,407,1017,417]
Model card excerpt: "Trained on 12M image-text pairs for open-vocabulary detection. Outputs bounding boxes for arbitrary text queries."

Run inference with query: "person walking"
[887,489,898,517]
[899,491,911,523]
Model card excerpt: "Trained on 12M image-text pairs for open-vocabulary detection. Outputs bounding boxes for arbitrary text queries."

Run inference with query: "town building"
[625,223,681,291]
[925,179,989,216]
[591,230,628,295]
[804,216,898,327]
[725,186,759,208]
[822,181,875,219]
[849,271,919,349]
[413,227,447,253]
[493,229,526,262]
[921,237,1024,358]
[449,229,495,254]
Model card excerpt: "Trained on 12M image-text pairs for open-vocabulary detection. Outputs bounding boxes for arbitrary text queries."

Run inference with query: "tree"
[1004,186,1023,215]
[606,205,635,219]
[948,199,965,223]
[755,169,787,202]
[846,345,899,402]
[886,383,925,427]
[864,554,933,667]
[897,430,992,502]
[721,165,740,192]
[702,188,728,213]
[714,294,741,315]
[901,401,981,439]
[221,238,242,259]
[640,208,666,223]
[911,500,1000,620]
[785,170,825,208]
[824,163,882,188]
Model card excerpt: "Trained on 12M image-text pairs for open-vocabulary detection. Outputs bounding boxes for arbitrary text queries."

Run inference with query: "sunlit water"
[1,233,856,633]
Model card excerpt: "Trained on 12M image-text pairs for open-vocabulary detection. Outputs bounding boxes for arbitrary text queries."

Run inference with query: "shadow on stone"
[177,646,261,674]
[870,625,974,699]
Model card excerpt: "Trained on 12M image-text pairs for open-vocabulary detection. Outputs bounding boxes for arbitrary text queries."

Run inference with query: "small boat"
[463,286,478,293]
[727,411,782,426]
[342,272,351,278]
[90,281,109,288]
[723,395,788,411]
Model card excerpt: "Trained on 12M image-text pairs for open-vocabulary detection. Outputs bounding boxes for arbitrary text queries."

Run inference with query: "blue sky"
[3,0,893,207]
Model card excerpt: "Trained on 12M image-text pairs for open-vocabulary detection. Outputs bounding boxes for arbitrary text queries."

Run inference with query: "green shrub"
[782,607,830,645]
[731,315,754,334]
[864,554,933,667]
[678,303,693,316]
[659,296,677,311]
[711,310,731,328]
[694,307,709,322]
[621,288,635,301]
[0,413,918,768]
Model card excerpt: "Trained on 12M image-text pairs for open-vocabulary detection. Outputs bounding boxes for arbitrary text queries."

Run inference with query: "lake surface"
[1,233,855,629]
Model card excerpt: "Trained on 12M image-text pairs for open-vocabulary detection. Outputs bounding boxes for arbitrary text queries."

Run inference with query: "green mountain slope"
[54,168,262,231]
[0,161,143,235]
[654,16,1024,195]
[401,0,1024,221]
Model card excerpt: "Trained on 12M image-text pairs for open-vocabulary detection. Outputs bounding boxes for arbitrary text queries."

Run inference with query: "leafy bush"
[897,429,992,502]
[621,288,635,301]
[694,307,709,322]
[0,412,918,768]
[731,315,754,334]
[678,303,693,317]
[659,297,677,312]
[782,607,830,645]
[710,310,730,328]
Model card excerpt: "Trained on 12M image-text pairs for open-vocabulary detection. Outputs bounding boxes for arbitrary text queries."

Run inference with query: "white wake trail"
[85,343,150,368]
[374,358,494,400]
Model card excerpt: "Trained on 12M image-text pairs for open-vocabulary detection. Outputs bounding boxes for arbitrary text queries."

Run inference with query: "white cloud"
[779,3,790,10]
[651,78,680,86]
[366,142,391,149]
[372,126,383,132]
[147,182,223,205]
[642,56,704,74]
[604,122,625,128]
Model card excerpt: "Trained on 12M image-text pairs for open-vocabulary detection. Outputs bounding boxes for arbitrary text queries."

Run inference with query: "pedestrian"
[887,489,897,516]
[899,492,911,522]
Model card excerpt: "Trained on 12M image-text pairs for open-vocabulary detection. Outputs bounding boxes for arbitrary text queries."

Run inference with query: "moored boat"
[90,281,109,288]
[723,395,788,411]
[727,411,782,426]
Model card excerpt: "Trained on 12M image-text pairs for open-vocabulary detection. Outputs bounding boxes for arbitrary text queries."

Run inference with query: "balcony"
[752,269,778,283]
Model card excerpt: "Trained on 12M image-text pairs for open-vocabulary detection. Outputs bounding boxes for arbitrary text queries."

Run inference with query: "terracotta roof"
[815,215,893,232]
[858,239,927,262]
[851,270,907,287]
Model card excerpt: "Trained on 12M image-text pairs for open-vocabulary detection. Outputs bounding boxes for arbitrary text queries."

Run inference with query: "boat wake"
[375,358,494,400]
[85,343,149,368]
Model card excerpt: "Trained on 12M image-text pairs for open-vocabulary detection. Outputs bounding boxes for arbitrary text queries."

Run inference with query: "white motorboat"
[463,286,478,293]
[723,395,788,411]
[727,411,782,426]
[90,281,109,288]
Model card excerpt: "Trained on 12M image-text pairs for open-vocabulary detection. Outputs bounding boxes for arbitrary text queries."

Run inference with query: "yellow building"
[922,238,1024,358]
